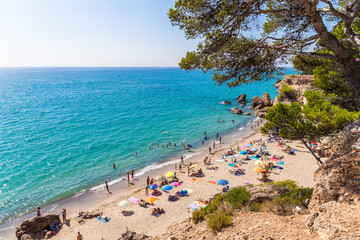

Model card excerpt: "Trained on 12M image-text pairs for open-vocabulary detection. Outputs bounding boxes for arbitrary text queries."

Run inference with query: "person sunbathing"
[160,208,165,214]
[206,166,218,170]
[152,208,158,215]
[235,169,244,175]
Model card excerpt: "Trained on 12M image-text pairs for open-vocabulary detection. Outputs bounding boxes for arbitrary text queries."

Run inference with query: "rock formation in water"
[231,107,243,114]
[236,94,246,104]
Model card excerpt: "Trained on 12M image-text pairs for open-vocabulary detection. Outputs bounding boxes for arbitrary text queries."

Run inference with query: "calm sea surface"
[0,67,295,224]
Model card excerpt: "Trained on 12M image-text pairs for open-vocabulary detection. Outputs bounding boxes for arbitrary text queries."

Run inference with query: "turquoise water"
[0,67,295,224]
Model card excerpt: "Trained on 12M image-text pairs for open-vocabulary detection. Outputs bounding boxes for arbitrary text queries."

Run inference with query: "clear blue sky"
[0,0,200,67]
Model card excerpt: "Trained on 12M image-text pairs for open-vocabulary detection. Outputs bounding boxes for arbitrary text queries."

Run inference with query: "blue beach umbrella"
[250,147,258,151]
[217,179,229,186]
[240,151,248,155]
[162,185,173,191]
[148,184,158,190]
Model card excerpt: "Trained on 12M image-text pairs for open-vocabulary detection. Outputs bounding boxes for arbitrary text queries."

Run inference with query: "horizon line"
[0,65,293,68]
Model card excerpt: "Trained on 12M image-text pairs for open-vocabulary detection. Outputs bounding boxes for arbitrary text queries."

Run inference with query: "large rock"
[16,214,60,239]
[261,92,272,107]
[223,100,232,105]
[246,184,291,203]
[79,210,101,219]
[118,230,150,240]
[236,94,246,104]
[310,117,360,210]
[250,96,265,110]
[231,107,243,114]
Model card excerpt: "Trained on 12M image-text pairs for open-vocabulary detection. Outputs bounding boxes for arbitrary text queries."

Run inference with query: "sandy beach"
[43,126,320,240]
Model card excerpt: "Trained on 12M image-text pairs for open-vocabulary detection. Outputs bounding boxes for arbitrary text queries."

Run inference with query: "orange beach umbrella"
[144,196,158,204]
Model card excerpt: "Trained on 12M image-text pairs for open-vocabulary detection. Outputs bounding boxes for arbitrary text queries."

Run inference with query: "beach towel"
[273,166,283,170]
[191,178,202,182]
[188,203,200,210]
[98,216,111,223]
[215,159,225,162]
[278,161,284,165]
[207,180,217,184]
[249,156,260,159]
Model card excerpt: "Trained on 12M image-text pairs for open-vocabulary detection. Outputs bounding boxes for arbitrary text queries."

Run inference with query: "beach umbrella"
[254,160,265,166]
[162,185,173,191]
[217,179,229,185]
[165,172,175,178]
[144,196,158,204]
[250,147,258,152]
[148,184,158,190]
[183,188,193,193]
[128,197,140,203]
[253,167,265,173]
[228,163,239,168]
[170,182,181,187]
[189,164,198,169]
[118,200,129,207]
[240,151,248,155]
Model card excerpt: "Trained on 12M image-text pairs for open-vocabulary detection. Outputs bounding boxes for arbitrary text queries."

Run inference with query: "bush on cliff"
[207,210,232,232]
[279,84,295,100]
[191,187,250,223]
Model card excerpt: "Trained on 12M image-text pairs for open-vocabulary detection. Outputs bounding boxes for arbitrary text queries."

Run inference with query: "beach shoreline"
[0,117,259,239]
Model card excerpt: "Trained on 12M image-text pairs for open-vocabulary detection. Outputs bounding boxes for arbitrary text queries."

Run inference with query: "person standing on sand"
[127,172,130,183]
[61,208,66,223]
[175,163,177,170]
[150,178,154,185]
[180,155,184,166]
[77,232,83,240]
[187,167,190,176]
[209,146,212,154]
[131,169,135,179]
[179,163,182,172]
[219,136,222,144]
[213,141,215,149]
[37,207,41,216]
[145,186,149,197]
[147,176,150,186]
[105,181,110,193]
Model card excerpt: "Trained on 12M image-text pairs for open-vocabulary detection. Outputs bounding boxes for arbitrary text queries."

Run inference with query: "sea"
[0,67,296,228]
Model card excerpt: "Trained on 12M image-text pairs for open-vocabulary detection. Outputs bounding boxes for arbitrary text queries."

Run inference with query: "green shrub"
[217,201,234,216]
[280,84,295,99]
[191,187,251,223]
[249,202,262,212]
[261,187,313,215]
[266,180,299,190]
[207,210,232,232]
[222,187,251,209]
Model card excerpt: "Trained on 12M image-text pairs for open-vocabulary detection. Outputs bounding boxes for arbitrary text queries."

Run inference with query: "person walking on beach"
[77,232,83,240]
[219,136,222,144]
[213,141,215,149]
[180,155,184,166]
[179,163,182,172]
[127,172,130,183]
[61,208,67,223]
[131,169,135,179]
[37,207,41,216]
[209,146,212,154]
[105,181,110,193]
[147,176,150,186]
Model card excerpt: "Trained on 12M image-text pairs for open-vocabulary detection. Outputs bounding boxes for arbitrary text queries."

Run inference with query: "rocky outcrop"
[274,75,315,105]
[118,229,150,240]
[78,210,101,219]
[250,93,273,118]
[236,94,246,104]
[16,214,60,240]
[231,107,243,114]
[307,117,360,239]
[223,100,232,105]
[250,96,265,110]
[310,117,360,209]
[261,92,272,107]
[246,184,291,203]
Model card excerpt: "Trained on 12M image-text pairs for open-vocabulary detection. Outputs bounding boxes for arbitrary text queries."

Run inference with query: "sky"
[0,0,201,67]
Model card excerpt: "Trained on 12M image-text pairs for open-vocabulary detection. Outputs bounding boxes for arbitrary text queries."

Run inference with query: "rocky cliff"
[306,117,360,239]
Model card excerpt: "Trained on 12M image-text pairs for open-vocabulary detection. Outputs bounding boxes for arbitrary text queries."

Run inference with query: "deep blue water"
[0,67,295,223]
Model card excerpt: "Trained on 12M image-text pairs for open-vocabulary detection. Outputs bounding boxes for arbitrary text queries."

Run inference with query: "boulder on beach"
[231,107,243,114]
[16,214,60,240]
[236,94,246,104]
[79,210,101,219]
[223,100,232,105]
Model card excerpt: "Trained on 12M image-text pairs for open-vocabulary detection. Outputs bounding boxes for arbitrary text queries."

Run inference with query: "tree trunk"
[344,61,360,110]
